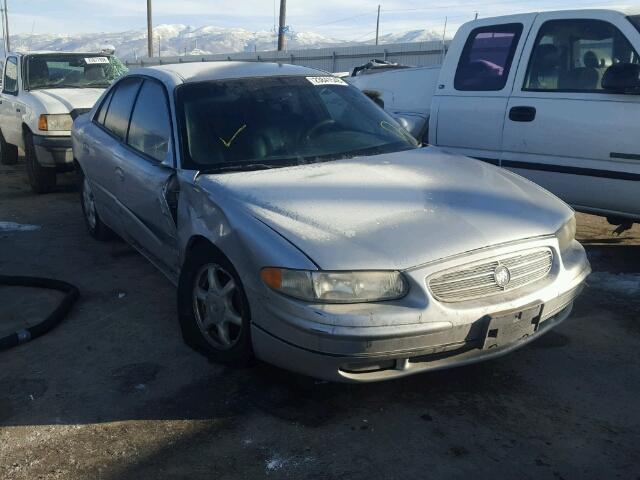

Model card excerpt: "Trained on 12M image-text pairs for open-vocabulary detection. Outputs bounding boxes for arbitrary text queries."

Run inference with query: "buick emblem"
[494,265,511,288]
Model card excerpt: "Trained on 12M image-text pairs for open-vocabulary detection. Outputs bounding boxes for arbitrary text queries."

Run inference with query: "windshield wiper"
[197,163,282,176]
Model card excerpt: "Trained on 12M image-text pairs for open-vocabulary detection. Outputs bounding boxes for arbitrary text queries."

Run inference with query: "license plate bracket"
[483,304,543,350]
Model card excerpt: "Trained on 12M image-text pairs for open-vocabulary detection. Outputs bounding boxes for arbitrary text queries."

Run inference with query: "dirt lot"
[1,164,639,480]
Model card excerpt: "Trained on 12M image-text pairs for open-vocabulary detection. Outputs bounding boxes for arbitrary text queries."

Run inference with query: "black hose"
[0,275,80,352]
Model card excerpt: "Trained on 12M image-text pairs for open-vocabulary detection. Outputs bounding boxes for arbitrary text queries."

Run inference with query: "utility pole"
[146,0,153,57]
[475,12,478,20]
[3,0,10,54]
[277,0,286,51]
[375,5,381,46]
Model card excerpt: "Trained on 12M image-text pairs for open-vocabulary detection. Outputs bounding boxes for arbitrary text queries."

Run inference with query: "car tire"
[0,129,18,166]
[79,169,114,241]
[177,244,254,366]
[25,131,57,194]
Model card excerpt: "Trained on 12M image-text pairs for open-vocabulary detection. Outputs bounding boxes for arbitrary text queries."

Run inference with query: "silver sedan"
[72,62,590,382]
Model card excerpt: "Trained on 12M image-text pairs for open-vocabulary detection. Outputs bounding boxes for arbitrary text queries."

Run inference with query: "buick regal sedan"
[72,62,590,382]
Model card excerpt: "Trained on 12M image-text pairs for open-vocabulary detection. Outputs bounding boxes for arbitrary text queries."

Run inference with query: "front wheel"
[177,245,253,365]
[25,132,56,193]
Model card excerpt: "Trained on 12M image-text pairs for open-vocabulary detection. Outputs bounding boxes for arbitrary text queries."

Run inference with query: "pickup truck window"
[524,19,640,92]
[454,23,523,91]
[102,77,142,141]
[127,80,172,163]
[25,54,125,90]
[3,57,18,94]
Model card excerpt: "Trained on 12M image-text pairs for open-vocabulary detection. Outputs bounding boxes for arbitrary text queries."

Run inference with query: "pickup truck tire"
[0,130,18,165]
[25,132,57,194]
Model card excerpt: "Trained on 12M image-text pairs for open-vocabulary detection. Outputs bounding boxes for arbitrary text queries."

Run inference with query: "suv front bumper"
[32,135,74,169]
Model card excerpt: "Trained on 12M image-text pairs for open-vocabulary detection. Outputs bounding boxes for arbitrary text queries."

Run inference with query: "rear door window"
[523,19,640,92]
[95,88,114,126]
[127,80,172,162]
[454,23,523,91]
[103,77,142,141]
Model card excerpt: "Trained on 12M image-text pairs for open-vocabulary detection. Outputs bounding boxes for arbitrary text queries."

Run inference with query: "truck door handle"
[115,167,124,181]
[509,106,536,122]
[15,108,20,113]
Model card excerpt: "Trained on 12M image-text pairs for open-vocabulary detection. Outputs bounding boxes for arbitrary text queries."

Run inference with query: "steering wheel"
[305,119,336,139]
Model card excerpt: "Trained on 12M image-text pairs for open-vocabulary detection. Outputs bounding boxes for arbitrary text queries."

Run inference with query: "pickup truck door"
[0,56,23,147]
[430,14,535,161]
[502,10,640,220]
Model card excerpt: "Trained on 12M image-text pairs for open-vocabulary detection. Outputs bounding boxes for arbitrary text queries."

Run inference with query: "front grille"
[429,248,553,302]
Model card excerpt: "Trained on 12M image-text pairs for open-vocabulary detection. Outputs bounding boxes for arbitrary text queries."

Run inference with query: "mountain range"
[8,24,443,60]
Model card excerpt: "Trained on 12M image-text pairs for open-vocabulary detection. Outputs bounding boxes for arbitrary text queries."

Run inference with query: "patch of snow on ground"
[0,222,41,232]
[265,456,287,473]
[588,272,640,296]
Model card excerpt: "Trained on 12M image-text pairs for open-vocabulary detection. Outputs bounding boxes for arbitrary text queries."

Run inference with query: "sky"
[6,0,636,40]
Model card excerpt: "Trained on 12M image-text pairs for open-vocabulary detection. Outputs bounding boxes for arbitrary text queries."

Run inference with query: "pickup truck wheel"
[0,130,18,165]
[79,172,114,241]
[177,245,253,366]
[25,132,57,194]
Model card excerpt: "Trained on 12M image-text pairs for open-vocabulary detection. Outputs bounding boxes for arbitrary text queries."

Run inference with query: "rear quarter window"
[454,23,523,91]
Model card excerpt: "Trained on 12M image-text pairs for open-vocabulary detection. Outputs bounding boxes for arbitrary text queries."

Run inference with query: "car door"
[0,56,22,147]
[114,77,179,277]
[502,11,640,220]
[430,15,535,161]
[82,77,143,233]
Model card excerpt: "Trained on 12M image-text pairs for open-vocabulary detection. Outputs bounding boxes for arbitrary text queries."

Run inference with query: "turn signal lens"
[261,268,408,304]
[38,114,48,131]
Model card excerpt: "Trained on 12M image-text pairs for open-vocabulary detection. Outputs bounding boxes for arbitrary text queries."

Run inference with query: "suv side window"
[103,77,142,140]
[3,57,18,94]
[454,23,523,91]
[127,79,172,162]
[524,19,640,92]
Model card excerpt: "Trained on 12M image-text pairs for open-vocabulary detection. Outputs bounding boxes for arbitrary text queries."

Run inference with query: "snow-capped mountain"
[7,24,442,59]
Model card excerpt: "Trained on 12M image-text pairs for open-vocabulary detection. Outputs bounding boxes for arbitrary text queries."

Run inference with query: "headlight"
[38,114,73,132]
[555,216,577,254]
[261,268,409,303]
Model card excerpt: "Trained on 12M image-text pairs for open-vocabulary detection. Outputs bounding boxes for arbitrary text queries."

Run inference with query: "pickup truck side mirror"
[602,63,640,94]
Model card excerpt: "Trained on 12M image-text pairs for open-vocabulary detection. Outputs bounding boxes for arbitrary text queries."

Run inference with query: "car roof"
[130,61,329,86]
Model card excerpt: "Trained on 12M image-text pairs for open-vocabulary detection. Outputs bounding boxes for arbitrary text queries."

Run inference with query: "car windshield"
[177,76,418,171]
[629,15,640,34]
[26,54,127,90]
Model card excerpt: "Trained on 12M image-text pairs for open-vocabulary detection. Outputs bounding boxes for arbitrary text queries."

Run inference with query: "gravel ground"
[1,164,639,480]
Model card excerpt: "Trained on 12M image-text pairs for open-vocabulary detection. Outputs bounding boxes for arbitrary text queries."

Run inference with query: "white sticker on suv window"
[84,57,110,65]
[306,76,347,86]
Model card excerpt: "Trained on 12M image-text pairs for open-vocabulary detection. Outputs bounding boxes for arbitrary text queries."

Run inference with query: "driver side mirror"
[602,63,640,94]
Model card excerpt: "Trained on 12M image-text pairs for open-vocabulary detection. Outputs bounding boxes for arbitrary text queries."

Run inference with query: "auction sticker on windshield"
[306,76,347,86]
[85,57,110,64]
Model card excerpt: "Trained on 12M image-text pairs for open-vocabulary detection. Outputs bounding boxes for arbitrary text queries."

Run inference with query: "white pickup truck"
[0,51,126,193]
[350,9,640,226]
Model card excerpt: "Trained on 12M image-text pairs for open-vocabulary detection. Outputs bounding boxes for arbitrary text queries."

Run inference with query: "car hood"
[198,148,572,270]
[29,88,105,114]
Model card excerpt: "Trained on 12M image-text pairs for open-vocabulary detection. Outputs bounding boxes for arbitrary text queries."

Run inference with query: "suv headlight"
[38,114,73,132]
[261,268,409,303]
[555,216,577,254]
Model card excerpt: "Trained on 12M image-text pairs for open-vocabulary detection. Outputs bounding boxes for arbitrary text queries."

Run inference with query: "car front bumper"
[248,237,591,383]
[32,134,74,169]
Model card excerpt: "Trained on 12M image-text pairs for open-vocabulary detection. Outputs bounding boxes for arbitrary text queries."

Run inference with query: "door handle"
[15,108,20,113]
[115,167,124,181]
[509,106,536,122]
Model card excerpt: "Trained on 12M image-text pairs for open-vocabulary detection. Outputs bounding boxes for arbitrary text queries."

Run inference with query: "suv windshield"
[26,54,127,90]
[177,76,418,171]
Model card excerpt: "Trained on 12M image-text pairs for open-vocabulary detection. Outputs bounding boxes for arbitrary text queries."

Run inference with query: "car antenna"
[27,20,35,52]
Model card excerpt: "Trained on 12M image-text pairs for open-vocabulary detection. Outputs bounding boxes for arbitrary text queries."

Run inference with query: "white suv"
[0,51,126,192]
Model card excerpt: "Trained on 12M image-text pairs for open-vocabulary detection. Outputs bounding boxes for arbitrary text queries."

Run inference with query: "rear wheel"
[178,244,253,365]
[25,131,56,193]
[0,129,18,165]
[79,171,114,240]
